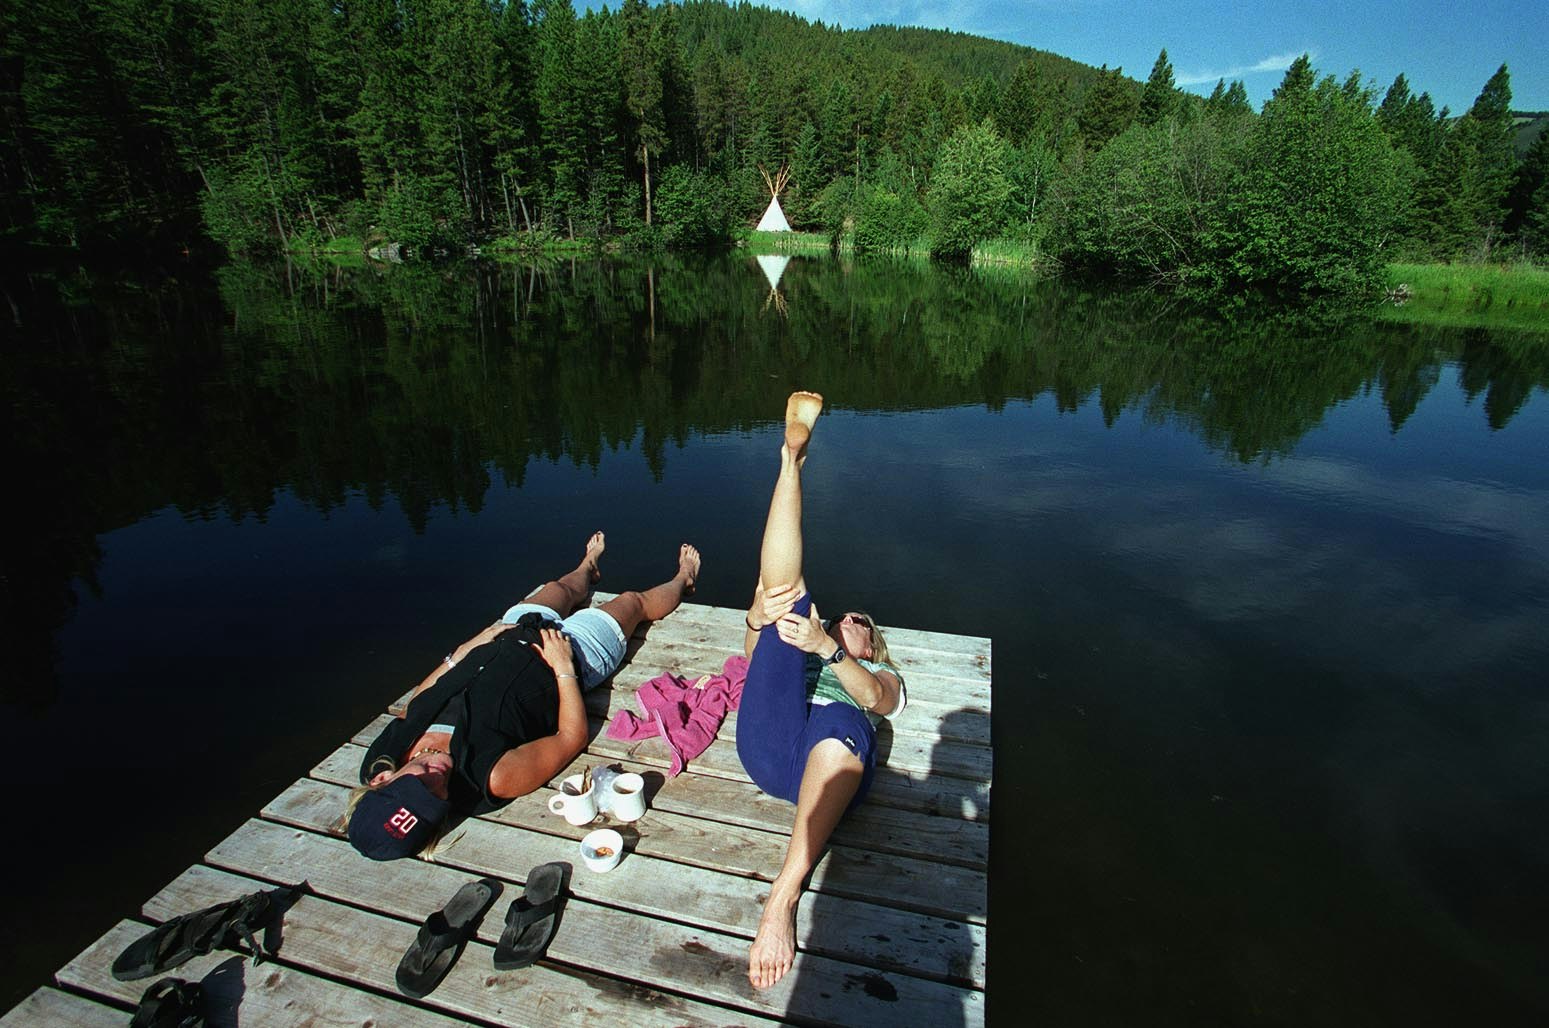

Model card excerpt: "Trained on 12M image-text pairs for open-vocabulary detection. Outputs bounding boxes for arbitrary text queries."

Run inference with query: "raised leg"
[758,391,823,594]
[747,738,864,990]
[597,544,700,638]
[525,531,605,615]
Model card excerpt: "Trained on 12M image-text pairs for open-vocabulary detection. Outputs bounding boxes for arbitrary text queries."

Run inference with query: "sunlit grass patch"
[743,229,832,253]
[288,234,365,255]
[972,237,1047,269]
[1381,262,1549,332]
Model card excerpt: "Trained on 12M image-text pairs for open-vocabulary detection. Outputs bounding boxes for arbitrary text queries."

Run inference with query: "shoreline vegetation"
[1380,262,1549,331]
[286,227,1549,332]
[6,0,1546,309]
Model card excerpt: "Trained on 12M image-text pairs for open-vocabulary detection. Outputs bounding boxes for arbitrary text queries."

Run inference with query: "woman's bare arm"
[402,620,520,711]
[775,605,901,715]
[487,628,589,800]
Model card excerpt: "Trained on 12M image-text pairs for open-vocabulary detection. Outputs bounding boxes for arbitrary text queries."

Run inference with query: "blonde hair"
[850,610,891,666]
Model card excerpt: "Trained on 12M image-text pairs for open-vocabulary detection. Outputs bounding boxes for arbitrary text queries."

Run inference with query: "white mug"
[610,773,647,822]
[547,774,597,826]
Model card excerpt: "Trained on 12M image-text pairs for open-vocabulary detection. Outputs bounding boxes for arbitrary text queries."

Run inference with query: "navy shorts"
[735,593,877,806]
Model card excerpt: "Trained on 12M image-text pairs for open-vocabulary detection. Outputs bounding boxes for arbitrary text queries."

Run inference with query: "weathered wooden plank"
[303,750,985,925]
[317,740,987,871]
[597,700,993,783]
[56,918,475,1028]
[431,596,992,701]
[560,751,989,870]
[260,780,986,985]
[384,673,990,775]
[607,622,985,693]
[0,988,126,1027]
[351,712,992,822]
[391,651,991,752]
[195,834,982,1027]
[586,660,993,747]
[583,726,993,818]
[134,864,775,1028]
[596,593,993,663]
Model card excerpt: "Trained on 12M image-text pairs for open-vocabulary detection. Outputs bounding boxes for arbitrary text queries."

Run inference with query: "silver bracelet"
[444,654,457,669]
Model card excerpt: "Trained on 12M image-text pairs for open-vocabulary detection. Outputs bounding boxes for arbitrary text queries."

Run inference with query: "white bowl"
[580,828,624,873]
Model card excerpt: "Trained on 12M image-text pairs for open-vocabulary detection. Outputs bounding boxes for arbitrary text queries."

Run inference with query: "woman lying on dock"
[346,535,700,860]
[737,392,908,989]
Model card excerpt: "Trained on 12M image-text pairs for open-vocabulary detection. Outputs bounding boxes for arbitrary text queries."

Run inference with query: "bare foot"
[678,543,701,592]
[748,891,798,990]
[784,391,824,461]
[583,531,605,582]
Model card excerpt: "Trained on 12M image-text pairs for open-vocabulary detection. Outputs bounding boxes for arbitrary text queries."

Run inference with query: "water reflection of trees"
[4,256,1546,705]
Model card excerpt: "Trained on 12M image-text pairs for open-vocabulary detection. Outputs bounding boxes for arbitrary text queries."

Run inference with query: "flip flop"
[129,977,204,1028]
[492,862,566,970]
[112,883,307,982]
[395,878,500,998]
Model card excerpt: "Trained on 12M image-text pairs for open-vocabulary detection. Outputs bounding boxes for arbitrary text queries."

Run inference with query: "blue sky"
[765,0,1549,113]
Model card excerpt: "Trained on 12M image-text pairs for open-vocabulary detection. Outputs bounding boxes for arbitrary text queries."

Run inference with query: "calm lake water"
[4,254,1547,1023]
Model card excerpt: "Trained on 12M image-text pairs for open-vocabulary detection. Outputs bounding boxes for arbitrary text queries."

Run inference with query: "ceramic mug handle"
[548,794,567,816]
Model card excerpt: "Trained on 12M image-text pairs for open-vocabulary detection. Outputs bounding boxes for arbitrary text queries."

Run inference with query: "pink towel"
[606,655,748,776]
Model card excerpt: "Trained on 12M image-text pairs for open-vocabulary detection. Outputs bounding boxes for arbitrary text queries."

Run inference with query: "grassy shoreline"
[288,233,1547,331]
[1380,262,1549,331]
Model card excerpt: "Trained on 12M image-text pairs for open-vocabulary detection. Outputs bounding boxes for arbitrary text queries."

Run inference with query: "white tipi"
[756,164,792,232]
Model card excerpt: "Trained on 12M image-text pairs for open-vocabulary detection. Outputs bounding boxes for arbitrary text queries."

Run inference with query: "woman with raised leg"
[736,392,908,990]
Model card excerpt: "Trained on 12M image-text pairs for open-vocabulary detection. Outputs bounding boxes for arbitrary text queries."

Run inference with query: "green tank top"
[803,655,906,725]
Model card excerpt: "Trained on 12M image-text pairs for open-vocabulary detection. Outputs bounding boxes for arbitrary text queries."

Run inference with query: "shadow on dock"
[778,706,986,1025]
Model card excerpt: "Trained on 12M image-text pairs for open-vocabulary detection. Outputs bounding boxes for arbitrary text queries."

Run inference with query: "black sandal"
[492,862,566,970]
[112,882,307,982]
[129,977,204,1028]
[395,878,501,998]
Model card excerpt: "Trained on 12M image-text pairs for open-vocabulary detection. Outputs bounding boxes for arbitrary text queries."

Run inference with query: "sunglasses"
[838,613,872,629]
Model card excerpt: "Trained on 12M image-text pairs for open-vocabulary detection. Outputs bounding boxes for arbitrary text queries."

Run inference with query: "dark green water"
[3,254,1547,1024]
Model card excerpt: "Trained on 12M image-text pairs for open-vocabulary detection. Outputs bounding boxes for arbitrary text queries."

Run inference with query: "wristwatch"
[823,647,847,667]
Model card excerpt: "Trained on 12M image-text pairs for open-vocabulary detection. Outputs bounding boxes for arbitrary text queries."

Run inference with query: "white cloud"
[1177,49,1311,87]
[764,1,993,32]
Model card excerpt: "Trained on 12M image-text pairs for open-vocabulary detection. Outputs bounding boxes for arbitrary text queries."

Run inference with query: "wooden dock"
[11,598,990,1026]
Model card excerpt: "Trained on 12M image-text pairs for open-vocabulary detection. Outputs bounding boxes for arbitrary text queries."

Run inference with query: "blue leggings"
[735,593,877,806]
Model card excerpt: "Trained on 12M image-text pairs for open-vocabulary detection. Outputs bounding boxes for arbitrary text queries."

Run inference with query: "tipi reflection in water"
[756,254,791,317]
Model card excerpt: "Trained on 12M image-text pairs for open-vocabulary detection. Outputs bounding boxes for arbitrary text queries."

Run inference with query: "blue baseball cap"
[348,775,451,861]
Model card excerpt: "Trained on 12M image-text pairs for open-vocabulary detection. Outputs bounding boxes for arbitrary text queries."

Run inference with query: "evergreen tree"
[620,0,666,224]
[572,10,626,232]
[1077,65,1136,150]
[1204,78,1252,121]
[818,76,857,179]
[1137,48,1175,126]
[996,60,1040,144]
[1506,126,1549,255]
[1424,64,1516,258]
[346,0,419,215]
[1272,54,1315,102]
[1230,62,1406,295]
[533,0,585,231]
[488,1,540,233]
[996,59,1064,146]
[1375,74,1412,132]
[417,0,507,237]
[962,73,998,125]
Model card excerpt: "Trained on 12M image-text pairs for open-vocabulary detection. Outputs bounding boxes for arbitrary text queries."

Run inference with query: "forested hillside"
[2,0,1544,298]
